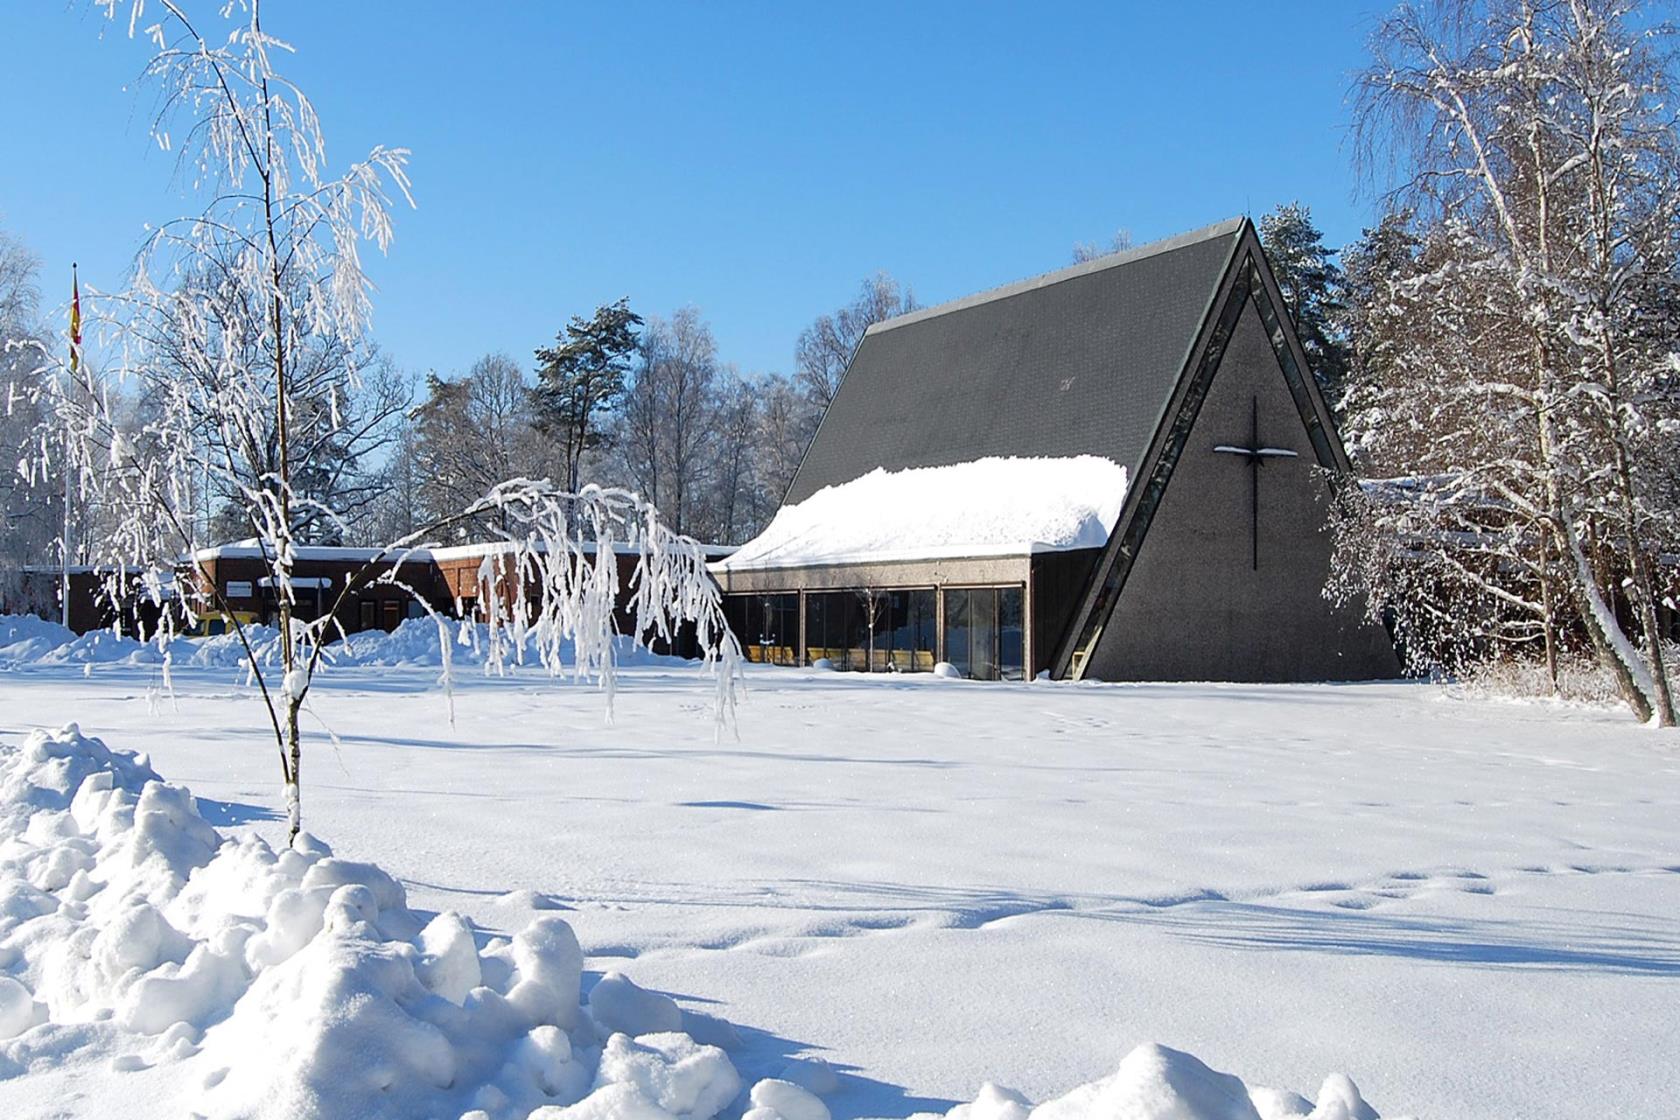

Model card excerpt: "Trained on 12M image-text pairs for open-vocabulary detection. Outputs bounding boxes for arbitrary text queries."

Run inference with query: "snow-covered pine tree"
[1258,202,1351,406]
[35,0,741,839]
[1342,0,1680,724]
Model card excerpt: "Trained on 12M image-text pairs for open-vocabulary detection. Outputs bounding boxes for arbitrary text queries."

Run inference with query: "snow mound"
[0,615,281,671]
[940,1045,1390,1120]
[715,456,1127,571]
[0,614,79,665]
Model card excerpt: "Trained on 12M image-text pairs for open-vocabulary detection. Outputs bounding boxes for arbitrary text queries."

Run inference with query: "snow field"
[0,720,1395,1119]
[2,616,1674,1118]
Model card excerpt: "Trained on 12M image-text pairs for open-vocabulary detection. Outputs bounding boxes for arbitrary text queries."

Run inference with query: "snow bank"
[0,615,685,675]
[0,725,1399,1119]
[0,615,275,671]
[0,615,80,665]
[714,457,1127,571]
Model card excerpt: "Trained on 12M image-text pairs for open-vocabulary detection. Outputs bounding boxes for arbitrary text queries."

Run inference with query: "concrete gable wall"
[1083,299,1400,682]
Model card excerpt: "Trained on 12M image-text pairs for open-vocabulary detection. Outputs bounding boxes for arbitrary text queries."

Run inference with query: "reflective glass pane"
[911,589,937,672]
[998,586,1025,681]
[971,588,998,680]
[943,589,971,678]
[804,594,829,664]
[846,592,872,671]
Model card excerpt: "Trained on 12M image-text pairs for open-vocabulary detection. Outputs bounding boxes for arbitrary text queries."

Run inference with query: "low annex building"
[185,540,733,647]
[712,218,1400,682]
[17,539,733,653]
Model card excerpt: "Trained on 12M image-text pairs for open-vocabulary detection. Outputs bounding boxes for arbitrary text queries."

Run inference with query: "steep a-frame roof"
[783,218,1247,505]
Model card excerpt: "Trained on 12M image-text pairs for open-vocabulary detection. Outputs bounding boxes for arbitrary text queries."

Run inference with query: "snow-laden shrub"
[1452,642,1680,710]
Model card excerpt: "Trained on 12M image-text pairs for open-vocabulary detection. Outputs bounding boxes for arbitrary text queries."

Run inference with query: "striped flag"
[69,265,81,374]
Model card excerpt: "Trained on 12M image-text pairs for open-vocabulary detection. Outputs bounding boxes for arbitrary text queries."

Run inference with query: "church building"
[712,217,1400,682]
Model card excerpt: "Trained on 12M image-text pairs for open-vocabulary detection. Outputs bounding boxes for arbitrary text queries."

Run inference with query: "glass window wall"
[804,589,935,672]
[724,593,800,665]
[942,586,1025,680]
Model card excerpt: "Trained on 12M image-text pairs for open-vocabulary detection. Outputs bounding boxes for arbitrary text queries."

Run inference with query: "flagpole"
[62,263,77,630]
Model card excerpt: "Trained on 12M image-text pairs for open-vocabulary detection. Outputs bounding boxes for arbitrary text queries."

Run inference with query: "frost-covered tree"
[755,371,819,507]
[1339,0,1680,724]
[36,1,741,839]
[612,307,720,536]
[705,370,770,545]
[793,272,917,409]
[1071,228,1135,263]
[0,228,57,593]
[146,289,413,547]
[411,353,552,533]
[1336,210,1423,463]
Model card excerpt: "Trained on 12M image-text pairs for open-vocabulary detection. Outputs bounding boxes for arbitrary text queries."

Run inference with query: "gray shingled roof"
[783,218,1246,505]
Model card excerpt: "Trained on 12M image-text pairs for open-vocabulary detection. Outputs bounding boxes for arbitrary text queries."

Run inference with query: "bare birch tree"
[35,1,740,841]
[1341,0,1680,723]
[793,272,916,409]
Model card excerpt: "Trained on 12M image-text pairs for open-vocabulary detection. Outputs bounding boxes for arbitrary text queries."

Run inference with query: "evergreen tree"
[533,299,642,493]
[1335,210,1422,467]
[1258,202,1350,406]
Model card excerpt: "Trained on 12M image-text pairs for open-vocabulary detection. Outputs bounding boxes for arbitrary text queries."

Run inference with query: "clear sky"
[0,1,1399,382]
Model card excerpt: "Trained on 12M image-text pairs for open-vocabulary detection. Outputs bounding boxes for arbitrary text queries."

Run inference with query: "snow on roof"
[714,456,1127,572]
[189,540,399,564]
[426,539,736,562]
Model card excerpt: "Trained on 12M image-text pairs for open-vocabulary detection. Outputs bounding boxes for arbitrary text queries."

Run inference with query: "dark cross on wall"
[1212,396,1299,570]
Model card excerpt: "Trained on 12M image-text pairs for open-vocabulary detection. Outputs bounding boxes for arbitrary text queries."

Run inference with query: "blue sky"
[1,1,1399,381]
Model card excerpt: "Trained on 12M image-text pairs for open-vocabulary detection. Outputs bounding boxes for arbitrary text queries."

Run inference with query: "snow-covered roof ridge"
[715,455,1128,572]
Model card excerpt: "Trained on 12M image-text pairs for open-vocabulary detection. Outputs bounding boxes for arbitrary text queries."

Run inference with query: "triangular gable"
[1053,220,1357,679]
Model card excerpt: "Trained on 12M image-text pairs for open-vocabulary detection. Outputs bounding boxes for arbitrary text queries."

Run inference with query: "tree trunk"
[1559,513,1655,722]
[1534,338,1656,722]
[285,695,302,843]
[1625,543,1675,726]
[1539,532,1559,696]
[1595,326,1675,725]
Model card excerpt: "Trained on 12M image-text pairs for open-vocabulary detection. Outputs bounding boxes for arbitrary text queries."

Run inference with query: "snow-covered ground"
[0,622,1675,1118]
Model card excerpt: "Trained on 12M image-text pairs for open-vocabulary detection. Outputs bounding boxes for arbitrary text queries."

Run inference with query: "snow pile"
[0,614,173,668]
[0,724,1400,1119]
[0,724,741,1119]
[0,615,279,670]
[0,614,79,665]
[715,456,1128,571]
[955,1044,1392,1120]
